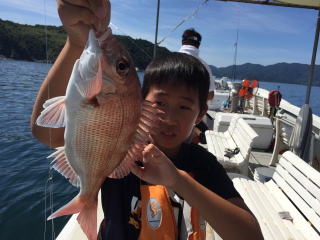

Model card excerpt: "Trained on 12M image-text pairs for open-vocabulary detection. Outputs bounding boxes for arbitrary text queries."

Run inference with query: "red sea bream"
[36,24,145,240]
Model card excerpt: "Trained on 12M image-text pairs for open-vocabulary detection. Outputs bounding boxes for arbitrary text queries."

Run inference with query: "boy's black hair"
[182,28,202,48]
[142,52,209,112]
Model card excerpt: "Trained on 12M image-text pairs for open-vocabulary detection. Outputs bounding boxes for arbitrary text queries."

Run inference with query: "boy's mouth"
[161,131,176,138]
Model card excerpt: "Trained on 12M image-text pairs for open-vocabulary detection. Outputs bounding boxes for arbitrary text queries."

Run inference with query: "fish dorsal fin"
[36,96,66,128]
[75,53,103,100]
[109,101,162,179]
[48,147,80,187]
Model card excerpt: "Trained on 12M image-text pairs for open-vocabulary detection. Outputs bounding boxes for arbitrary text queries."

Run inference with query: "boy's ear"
[195,104,208,125]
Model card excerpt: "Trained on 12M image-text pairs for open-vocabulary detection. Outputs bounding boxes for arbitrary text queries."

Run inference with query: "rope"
[157,0,209,45]
[110,22,153,60]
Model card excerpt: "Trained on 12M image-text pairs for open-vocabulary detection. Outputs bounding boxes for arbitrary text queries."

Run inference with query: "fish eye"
[116,58,130,76]
[119,63,126,71]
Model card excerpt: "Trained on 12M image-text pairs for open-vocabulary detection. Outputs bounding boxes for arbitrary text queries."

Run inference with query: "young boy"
[98,53,262,240]
[31,1,262,239]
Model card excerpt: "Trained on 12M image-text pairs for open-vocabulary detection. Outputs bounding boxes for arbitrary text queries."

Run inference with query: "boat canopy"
[276,0,320,8]
[216,0,320,10]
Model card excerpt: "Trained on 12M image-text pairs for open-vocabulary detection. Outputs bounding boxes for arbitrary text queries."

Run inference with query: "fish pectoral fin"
[75,57,103,100]
[36,96,66,128]
[133,100,163,144]
[109,100,165,179]
[49,147,80,187]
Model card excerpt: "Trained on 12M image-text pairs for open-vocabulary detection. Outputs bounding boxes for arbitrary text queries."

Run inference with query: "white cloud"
[0,0,57,18]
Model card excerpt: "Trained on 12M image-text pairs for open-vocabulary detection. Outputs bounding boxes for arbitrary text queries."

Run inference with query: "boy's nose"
[162,108,177,125]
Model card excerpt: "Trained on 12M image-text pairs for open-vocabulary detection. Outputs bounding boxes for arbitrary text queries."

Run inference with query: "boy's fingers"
[62,0,90,8]
[88,0,110,30]
[93,0,111,32]
[148,134,154,144]
[143,144,162,160]
[131,163,144,178]
[58,0,95,26]
[88,0,104,13]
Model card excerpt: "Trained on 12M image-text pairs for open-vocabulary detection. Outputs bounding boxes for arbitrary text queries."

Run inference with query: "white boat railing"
[244,88,320,170]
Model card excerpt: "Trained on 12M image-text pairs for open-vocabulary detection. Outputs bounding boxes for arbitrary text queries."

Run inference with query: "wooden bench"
[205,116,258,176]
[229,151,320,240]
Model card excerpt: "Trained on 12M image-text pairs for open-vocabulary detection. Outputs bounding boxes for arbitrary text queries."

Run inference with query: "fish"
[36,17,158,240]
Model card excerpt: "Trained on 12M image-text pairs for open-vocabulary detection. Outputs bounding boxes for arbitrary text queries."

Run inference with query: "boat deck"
[249,150,273,177]
[200,141,274,180]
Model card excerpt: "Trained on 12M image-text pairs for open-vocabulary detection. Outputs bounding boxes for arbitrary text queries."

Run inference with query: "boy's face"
[145,83,207,157]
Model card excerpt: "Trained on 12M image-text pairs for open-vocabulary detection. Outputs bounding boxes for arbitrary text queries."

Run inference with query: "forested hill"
[1,19,319,86]
[210,63,320,86]
[0,19,169,70]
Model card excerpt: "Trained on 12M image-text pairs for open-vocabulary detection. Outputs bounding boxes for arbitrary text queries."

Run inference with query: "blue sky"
[0,0,318,67]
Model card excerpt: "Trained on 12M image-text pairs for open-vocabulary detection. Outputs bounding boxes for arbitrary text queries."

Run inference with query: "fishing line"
[157,0,209,45]
[43,0,56,239]
[110,22,153,60]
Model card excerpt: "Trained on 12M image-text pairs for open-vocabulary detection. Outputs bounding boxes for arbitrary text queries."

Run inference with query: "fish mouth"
[86,97,100,107]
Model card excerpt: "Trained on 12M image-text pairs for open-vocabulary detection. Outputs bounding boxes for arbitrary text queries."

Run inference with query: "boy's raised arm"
[174,170,263,240]
[31,0,109,147]
[31,41,82,147]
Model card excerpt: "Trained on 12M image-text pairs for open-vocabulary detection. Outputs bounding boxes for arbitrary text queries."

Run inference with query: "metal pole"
[232,28,239,81]
[153,0,160,59]
[305,10,320,104]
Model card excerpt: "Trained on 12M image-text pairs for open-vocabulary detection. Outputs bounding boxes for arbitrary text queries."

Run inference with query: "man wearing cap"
[179,28,215,144]
[178,28,215,101]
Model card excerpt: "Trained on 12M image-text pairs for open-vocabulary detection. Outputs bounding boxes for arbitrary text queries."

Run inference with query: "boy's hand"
[131,144,180,189]
[57,0,110,49]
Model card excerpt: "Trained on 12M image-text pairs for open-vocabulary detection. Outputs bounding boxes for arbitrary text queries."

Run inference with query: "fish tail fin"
[77,200,98,240]
[48,195,98,240]
[47,195,84,220]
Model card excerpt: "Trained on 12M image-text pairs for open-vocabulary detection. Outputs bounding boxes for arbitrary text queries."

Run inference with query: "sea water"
[0,59,319,240]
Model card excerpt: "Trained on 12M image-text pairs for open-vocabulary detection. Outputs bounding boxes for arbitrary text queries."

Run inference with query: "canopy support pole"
[153,0,161,59]
[305,10,320,104]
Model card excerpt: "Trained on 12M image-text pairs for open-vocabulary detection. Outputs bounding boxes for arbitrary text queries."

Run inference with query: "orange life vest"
[239,79,258,99]
[139,184,206,240]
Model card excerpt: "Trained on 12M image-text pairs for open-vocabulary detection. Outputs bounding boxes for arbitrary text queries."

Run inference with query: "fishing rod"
[153,0,209,57]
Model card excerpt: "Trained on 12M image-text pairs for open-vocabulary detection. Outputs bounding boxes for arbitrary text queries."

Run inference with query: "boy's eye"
[180,105,191,110]
[155,101,165,107]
